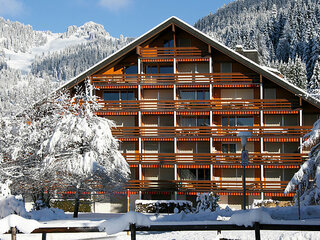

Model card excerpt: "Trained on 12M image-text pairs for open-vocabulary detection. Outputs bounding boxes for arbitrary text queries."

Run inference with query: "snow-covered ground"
[1,209,320,240]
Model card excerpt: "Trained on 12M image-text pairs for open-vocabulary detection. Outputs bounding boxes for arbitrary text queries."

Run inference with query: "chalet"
[58,17,320,210]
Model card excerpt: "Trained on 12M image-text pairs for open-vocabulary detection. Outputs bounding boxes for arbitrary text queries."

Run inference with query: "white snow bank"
[229,208,273,227]
[152,206,233,222]
[99,211,151,235]
[0,214,40,234]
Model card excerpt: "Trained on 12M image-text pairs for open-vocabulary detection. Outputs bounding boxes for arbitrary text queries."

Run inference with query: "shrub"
[135,200,192,213]
[196,192,220,213]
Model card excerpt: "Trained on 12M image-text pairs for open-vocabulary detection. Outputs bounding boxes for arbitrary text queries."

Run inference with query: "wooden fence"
[7,222,320,240]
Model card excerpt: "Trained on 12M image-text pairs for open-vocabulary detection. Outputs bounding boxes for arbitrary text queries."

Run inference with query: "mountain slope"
[0,18,132,117]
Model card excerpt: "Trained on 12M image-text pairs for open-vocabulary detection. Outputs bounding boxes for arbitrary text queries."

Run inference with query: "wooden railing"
[122,153,307,165]
[113,126,311,138]
[127,179,289,192]
[91,73,259,85]
[140,47,207,58]
[98,99,297,111]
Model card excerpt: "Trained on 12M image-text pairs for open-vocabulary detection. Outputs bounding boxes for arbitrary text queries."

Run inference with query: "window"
[221,63,232,73]
[180,116,210,127]
[146,65,158,74]
[222,117,254,127]
[124,65,137,74]
[103,91,119,101]
[180,169,210,180]
[179,89,210,100]
[145,64,173,74]
[222,143,236,153]
[144,142,174,153]
[159,66,174,74]
[119,142,135,154]
[164,39,174,48]
[264,115,298,126]
[103,90,135,101]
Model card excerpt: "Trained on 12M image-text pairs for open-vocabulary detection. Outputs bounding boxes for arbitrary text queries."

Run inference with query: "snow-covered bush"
[251,199,293,208]
[29,207,66,221]
[135,200,192,214]
[0,195,29,219]
[0,181,28,218]
[196,192,220,213]
[285,117,320,205]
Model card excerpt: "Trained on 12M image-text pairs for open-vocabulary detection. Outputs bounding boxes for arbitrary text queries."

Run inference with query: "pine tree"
[285,117,320,205]
[280,56,307,90]
[308,56,320,94]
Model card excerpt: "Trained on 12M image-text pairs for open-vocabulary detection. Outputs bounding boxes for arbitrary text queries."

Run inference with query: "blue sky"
[0,0,233,37]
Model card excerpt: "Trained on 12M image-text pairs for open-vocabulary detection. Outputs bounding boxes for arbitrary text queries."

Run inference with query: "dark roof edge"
[54,16,320,109]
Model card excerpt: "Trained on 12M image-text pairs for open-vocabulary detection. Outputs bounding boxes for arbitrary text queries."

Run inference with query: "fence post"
[130,223,136,240]
[11,227,16,240]
[254,222,261,240]
[42,232,47,240]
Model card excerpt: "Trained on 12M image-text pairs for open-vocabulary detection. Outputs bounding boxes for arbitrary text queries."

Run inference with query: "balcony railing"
[127,180,289,192]
[113,126,311,138]
[123,153,306,165]
[91,73,259,85]
[139,47,207,58]
[98,99,297,111]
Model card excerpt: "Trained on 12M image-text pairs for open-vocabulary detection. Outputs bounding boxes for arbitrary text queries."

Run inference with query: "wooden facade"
[62,17,320,208]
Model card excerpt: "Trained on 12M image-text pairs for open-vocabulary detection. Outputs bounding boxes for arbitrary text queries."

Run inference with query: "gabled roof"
[56,16,320,109]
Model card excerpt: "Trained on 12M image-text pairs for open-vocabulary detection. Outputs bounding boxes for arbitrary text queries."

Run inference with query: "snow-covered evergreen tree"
[278,56,307,89]
[195,0,320,88]
[285,118,320,205]
[308,56,320,94]
[37,83,130,217]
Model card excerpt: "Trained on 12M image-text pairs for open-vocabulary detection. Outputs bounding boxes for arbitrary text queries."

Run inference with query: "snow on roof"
[262,66,281,74]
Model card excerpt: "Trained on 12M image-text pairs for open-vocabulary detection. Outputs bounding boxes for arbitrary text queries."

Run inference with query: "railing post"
[254,222,261,240]
[11,227,16,240]
[130,223,136,240]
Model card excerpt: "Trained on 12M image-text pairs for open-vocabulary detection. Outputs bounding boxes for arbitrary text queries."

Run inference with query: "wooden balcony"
[91,73,259,85]
[113,126,311,138]
[123,153,306,166]
[127,179,289,193]
[139,47,207,58]
[98,99,297,111]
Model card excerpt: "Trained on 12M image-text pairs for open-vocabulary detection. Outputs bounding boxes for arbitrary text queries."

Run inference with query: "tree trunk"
[73,188,80,218]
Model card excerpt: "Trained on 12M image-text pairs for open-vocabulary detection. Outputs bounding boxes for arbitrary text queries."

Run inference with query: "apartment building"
[61,17,320,209]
